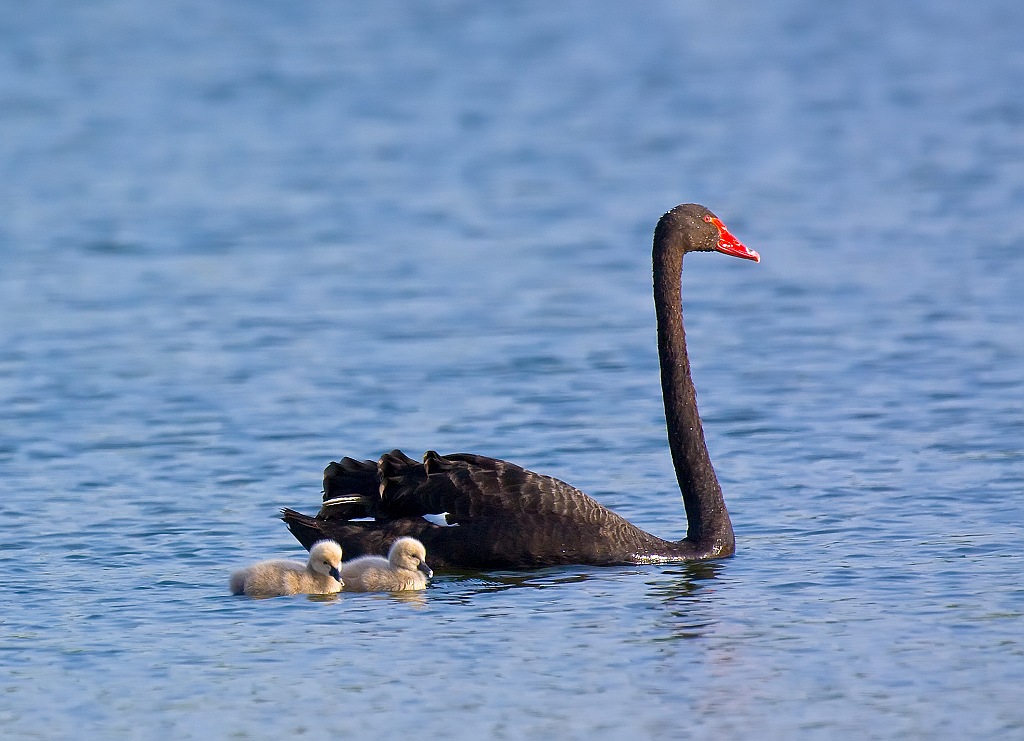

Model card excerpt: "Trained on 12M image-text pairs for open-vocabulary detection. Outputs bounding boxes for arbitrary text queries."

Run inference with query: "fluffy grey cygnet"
[341,537,433,592]
[230,540,343,597]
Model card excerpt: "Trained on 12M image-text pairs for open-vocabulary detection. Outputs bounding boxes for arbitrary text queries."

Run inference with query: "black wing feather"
[283,449,683,568]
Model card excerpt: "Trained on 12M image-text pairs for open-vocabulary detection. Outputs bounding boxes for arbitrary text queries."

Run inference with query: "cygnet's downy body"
[230,540,343,597]
[341,537,433,592]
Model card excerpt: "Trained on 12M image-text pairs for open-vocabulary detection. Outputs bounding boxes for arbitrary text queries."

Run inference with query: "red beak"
[710,216,760,262]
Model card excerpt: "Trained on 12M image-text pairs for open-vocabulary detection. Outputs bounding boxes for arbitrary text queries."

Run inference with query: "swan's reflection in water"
[304,592,342,604]
[436,567,599,598]
[429,560,727,641]
[378,590,428,608]
[303,587,428,607]
[437,560,721,591]
[644,561,727,641]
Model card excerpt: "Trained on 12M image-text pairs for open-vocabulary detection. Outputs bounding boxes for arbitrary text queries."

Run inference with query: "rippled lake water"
[2,1,1023,737]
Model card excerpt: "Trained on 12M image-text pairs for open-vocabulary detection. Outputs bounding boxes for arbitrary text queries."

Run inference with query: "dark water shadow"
[431,566,601,602]
[642,561,729,641]
[430,559,728,609]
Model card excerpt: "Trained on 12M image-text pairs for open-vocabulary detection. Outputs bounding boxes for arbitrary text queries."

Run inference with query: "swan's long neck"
[653,243,734,554]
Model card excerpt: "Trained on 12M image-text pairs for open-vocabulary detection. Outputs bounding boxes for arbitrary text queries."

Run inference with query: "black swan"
[341,537,433,592]
[282,204,759,568]
[230,539,343,597]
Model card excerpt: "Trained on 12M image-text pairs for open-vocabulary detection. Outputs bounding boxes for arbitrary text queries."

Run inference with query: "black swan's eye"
[703,215,713,223]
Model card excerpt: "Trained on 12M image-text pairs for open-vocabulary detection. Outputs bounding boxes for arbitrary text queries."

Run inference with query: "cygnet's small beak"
[418,562,433,579]
[329,566,342,583]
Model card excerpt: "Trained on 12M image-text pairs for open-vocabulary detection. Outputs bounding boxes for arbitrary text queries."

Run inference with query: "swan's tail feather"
[321,494,373,509]
[423,449,450,475]
[281,508,328,550]
[323,457,378,498]
[320,455,383,519]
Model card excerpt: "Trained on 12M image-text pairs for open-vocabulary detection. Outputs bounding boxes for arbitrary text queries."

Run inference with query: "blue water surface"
[2,1,1023,738]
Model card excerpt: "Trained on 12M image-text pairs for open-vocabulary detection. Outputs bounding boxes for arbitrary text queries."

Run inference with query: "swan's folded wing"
[416,451,607,525]
[318,449,610,525]
[318,450,424,519]
[300,449,663,567]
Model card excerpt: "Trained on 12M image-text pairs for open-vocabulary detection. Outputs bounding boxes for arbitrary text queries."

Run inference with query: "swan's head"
[388,537,433,578]
[656,204,760,263]
[309,540,344,583]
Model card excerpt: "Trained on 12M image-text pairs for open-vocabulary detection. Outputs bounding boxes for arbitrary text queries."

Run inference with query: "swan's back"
[322,450,616,525]
[230,558,313,597]
[230,540,343,597]
[340,536,432,592]
[281,450,681,568]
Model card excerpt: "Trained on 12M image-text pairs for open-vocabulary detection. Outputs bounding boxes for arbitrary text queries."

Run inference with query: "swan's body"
[341,536,433,592]
[282,204,759,569]
[230,540,343,597]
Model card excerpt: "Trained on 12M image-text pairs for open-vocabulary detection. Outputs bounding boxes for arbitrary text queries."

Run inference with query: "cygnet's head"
[309,540,343,583]
[388,537,433,578]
